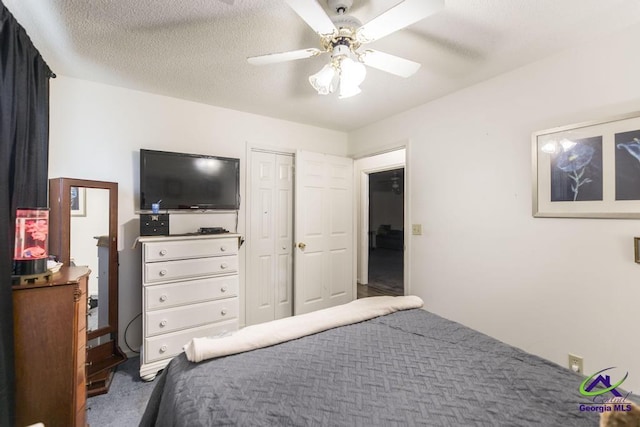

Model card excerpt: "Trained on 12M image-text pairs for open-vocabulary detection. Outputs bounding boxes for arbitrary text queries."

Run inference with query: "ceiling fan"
[247,0,444,98]
[372,169,403,193]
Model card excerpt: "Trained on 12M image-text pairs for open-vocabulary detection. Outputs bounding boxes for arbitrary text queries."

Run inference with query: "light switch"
[412,224,422,235]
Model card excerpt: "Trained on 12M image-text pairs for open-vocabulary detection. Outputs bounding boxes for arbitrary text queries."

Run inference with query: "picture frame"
[532,111,640,218]
[70,186,86,217]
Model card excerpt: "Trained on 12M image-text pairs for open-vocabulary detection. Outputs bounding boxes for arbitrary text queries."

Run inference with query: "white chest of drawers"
[138,234,241,381]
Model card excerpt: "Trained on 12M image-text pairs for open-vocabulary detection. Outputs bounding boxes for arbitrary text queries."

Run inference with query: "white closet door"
[247,151,293,325]
[294,151,354,315]
[274,154,294,319]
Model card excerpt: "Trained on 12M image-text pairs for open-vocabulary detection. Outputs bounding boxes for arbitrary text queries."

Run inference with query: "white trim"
[246,142,295,156]
[350,139,409,160]
[403,140,412,296]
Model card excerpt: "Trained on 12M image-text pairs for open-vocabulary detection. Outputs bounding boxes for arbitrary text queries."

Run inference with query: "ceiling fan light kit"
[309,43,367,98]
[248,0,445,98]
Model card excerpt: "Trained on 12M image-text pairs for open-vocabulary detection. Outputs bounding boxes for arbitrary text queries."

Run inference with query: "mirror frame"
[49,177,119,341]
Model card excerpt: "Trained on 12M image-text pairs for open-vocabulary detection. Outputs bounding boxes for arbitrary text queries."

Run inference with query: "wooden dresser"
[13,266,90,427]
[138,234,240,381]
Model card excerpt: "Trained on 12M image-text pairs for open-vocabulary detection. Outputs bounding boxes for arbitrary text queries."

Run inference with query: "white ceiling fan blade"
[284,0,337,36]
[357,0,444,43]
[360,49,421,78]
[247,48,322,65]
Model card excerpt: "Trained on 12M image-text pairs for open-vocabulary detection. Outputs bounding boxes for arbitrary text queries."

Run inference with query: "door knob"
[298,242,306,250]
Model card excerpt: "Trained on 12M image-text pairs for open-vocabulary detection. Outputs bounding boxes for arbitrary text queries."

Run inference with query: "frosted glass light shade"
[337,57,366,99]
[338,83,361,99]
[340,57,366,86]
[309,63,337,95]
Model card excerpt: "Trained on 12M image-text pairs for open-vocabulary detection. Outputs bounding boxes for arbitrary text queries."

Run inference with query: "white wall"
[49,76,348,355]
[349,23,640,391]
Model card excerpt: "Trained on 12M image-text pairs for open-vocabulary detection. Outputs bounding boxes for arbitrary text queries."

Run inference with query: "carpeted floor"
[367,248,404,296]
[87,356,155,426]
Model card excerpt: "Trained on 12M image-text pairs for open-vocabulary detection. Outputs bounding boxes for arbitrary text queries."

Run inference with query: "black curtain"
[0,2,54,426]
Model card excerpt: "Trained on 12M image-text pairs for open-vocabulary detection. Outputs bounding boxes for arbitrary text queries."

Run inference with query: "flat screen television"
[140,149,240,210]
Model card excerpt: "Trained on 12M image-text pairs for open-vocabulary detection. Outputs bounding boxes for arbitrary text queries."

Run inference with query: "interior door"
[247,151,293,325]
[294,150,354,315]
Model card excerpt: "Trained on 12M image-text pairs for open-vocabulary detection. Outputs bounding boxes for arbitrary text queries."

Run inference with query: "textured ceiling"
[5,0,640,131]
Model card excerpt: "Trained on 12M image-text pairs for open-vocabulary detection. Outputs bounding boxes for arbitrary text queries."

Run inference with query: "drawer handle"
[220,246,227,252]
[159,249,167,256]
[221,309,227,316]
[160,320,167,327]
[220,286,228,293]
[159,345,167,353]
[159,294,168,302]
[220,263,228,270]
[159,269,167,276]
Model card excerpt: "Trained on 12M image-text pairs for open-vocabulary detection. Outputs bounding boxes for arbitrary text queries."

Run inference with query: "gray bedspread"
[140,308,602,426]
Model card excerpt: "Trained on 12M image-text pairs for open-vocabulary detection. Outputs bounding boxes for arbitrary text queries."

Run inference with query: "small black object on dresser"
[198,227,229,234]
[140,214,169,236]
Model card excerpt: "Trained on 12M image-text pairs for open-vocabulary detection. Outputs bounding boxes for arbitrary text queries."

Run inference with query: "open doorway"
[364,168,404,297]
[354,148,407,300]
[358,168,404,298]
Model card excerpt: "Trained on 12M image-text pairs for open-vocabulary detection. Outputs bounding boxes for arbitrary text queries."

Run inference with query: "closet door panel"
[247,151,293,325]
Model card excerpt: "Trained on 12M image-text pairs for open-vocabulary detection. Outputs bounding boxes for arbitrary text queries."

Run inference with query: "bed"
[140,296,604,426]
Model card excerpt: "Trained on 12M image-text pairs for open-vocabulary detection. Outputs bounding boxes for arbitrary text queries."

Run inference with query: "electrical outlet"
[568,353,583,374]
[412,224,423,235]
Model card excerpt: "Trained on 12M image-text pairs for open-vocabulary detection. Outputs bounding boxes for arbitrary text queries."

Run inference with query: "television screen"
[140,149,240,210]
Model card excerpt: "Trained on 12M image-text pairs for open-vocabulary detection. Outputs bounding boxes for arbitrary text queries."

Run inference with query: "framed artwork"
[70,186,86,217]
[532,111,640,218]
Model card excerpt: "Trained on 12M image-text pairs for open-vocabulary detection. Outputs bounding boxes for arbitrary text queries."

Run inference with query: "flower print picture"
[615,129,640,200]
[550,136,603,202]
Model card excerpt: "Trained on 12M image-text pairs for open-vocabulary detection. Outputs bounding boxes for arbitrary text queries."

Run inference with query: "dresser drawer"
[144,255,238,284]
[145,297,238,337]
[144,238,238,262]
[144,319,238,364]
[145,275,239,310]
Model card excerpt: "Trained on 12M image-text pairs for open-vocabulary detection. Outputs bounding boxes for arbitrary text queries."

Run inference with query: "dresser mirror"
[49,177,126,396]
